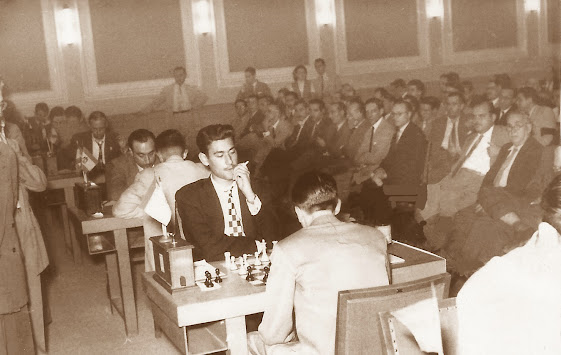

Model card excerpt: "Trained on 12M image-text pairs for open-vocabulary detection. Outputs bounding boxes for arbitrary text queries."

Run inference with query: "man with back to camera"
[247,171,390,355]
[106,129,158,201]
[176,124,279,262]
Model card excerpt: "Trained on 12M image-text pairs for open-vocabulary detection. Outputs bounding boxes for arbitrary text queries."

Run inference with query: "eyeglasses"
[506,123,527,131]
[392,111,409,117]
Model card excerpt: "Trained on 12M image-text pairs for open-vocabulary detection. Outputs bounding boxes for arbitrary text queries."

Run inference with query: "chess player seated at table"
[113,129,209,271]
[248,171,390,355]
[456,175,561,355]
[176,124,279,262]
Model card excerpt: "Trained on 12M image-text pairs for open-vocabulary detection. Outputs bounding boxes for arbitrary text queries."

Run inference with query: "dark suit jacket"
[327,122,351,157]
[478,137,543,220]
[285,116,315,153]
[241,111,265,138]
[494,105,517,126]
[105,154,140,201]
[67,131,122,170]
[426,115,469,184]
[176,177,279,261]
[381,122,427,186]
[342,120,370,162]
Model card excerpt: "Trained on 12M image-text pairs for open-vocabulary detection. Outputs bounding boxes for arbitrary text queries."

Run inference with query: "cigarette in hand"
[240,161,249,167]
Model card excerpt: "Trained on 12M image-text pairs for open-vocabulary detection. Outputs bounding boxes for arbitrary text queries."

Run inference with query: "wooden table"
[47,171,105,264]
[68,206,143,336]
[142,241,446,355]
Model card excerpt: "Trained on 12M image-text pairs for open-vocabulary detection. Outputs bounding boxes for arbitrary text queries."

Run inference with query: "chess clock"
[74,182,102,215]
[150,235,196,293]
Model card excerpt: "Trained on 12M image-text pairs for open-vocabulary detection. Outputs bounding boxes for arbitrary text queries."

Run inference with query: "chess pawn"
[215,268,223,283]
[230,256,238,270]
[254,251,262,266]
[263,266,270,283]
[261,249,270,263]
[238,256,247,275]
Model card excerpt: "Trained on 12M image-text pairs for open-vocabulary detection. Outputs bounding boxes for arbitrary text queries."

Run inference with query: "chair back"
[335,272,450,355]
[378,297,458,355]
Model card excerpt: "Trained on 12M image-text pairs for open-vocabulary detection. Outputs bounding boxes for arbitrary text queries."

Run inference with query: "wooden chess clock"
[74,182,102,215]
[150,235,195,294]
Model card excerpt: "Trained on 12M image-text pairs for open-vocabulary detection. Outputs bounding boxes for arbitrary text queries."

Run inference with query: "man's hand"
[474,204,485,214]
[234,162,256,202]
[371,168,387,187]
[316,137,326,148]
[500,212,521,226]
[487,144,500,159]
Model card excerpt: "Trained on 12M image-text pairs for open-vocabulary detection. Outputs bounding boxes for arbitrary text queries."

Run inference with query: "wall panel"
[547,0,560,43]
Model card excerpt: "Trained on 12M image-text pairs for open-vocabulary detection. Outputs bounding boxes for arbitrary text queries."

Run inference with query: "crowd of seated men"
[3,60,561,353]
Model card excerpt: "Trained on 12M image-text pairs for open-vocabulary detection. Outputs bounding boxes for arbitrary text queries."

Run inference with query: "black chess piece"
[263,266,270,283]
[204,271,214,287]
[246,266,254,281]
[214,268,223,283]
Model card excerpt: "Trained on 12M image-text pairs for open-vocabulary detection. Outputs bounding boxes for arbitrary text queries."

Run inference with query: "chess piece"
[254,251,262,266]
[238,256,247,275]
[263,266,270,283]
[246,266,254,281]
[230,256,238,270]
[204,273,214,287]
[215,268,223,283]
[224,251,231,267]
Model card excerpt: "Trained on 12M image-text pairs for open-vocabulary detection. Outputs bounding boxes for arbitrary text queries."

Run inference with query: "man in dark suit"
[443,110,543,276]
[240,95,265,138]
[105,129,157,201]
[67,111,121,175]
[284,99,315,154]
[362,99,427,225]
[236,67,272,101]
[495,87,517,126]
[176,124,279,261]
[325,102,351,158]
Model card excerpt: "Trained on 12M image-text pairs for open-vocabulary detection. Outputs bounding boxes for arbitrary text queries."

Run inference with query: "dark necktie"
[450,134,483,177]
[369,125,375,153]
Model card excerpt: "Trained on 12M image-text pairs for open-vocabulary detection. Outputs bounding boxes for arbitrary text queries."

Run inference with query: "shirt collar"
[92,135,105,144]
[372,118,383,130]
[272,119,280,130]
[210,173,235,193]
[398,121,409,135]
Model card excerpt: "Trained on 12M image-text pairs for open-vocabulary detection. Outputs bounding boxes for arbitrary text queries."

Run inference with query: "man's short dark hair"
[35,102,48,113]
[234,99,247,107]
[156,129,186,152]
[447,91,466,104]
[309,98,325,111]
[291,171,338,213]
[196,124,235,155]
[420,96,441,110]
[517,87,538,102]
[88,111,107,123]
[374,87,395,103]
[470,95,494,113]
[245,67,256,76]
[394,99,413,113]
[174,66,186,73]
[127,129,155,149]
[65,105,82,119]
[391,79,406,88]
[407,79,425,93]
[48,106,64,120]
[348,98,366,116]
[314,58,326,65]
[364,97,384,110]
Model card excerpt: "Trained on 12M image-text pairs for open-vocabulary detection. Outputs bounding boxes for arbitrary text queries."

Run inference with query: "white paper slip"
[194,260,225,281]
[195,281,222,291]
[390,254,405,264]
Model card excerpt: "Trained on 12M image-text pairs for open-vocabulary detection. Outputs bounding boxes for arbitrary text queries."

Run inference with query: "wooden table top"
[47,171,105,189]
[68,205,143,234]
[142,242,446,327]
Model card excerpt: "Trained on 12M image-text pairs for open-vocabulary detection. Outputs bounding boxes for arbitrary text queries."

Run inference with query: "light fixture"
[316,0,334,26]
[194,0,213,35]
[524,0,540,12]
[426,0,444,18]
[56,5,80,46]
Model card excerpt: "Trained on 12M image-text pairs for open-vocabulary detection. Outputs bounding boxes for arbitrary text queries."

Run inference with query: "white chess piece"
[230,256,238,271]
[238,256,247,275]
[254,251,262,266]
[261,240,270,263]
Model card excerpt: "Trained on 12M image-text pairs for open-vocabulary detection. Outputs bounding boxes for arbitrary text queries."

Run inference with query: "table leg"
[114,228,138,335]
[67,213,82,265]
[105,252,120,315]
[60,204,72,254]
[225,316,248,355]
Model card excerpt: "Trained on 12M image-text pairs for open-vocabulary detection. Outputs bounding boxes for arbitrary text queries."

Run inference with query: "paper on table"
[194,260,223,281]
[390,254,405,264]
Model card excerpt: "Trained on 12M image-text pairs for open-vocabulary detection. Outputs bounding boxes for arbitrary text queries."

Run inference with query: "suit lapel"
[202,178,225,232]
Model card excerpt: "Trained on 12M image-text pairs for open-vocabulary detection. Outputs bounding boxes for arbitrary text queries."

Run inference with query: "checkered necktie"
[226,186,245,237]
[96,141,104,167]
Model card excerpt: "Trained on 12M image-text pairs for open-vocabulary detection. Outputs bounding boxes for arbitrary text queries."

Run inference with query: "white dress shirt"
[461,126,494,175]
[395,122,409,143]
[294,115,310,143]
[173,83,192,112]
[441,117,460,150]
[210,174,261,236]
[91,135,105,164]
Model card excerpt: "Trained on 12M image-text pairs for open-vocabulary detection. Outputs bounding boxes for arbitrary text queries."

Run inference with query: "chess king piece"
[261,239,270,263]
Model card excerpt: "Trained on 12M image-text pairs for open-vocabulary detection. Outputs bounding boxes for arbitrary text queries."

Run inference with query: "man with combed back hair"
[248,171,389,355]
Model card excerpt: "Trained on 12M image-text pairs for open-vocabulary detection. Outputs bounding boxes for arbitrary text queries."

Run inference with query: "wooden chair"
[335,273,450,355]
[379,297,458,355]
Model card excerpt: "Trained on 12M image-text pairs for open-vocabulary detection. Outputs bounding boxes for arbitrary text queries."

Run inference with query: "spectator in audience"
[176,124,279,261]
[35,103,59,155]
[495,86,517,126]
[19,107,42,156]
[113,129,209,271]
[231,99,250,140]
[423,97,509,249]
[374,87,396,121]
[341,99,370,163]
[67,111,121,174]
[486,76,508,110]
[139,66,207,117]
[407,79,425,100]
[276,88,289,106]
[413,96,440,137]
[390,78,407,98]
[106,129,157,201]
[461,80,475,107]
[516,86,557,146]
[312,58,341,101]
[285,99,314,153]
[403,94,420,128]
[456,174,561,355]
[353,97,395,186]
[290,65,315,101]
[54,105,88,152]
[284,91,298,122]
[340,83,357,101]
[236,67,272,101]
[262,101,294,150]
[258,95,274,117]
[443,110,543,277]
[364,99,427,226]
[248,171,390,355]
[34,102,49,123]
[325,102,351,158]
[439,72,461,99]
[240,94,264,138]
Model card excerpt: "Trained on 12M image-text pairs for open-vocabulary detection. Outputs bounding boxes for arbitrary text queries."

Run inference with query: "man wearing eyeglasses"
[442,110,543,280]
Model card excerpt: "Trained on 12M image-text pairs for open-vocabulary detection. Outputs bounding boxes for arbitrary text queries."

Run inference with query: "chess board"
[230,255,271,286]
